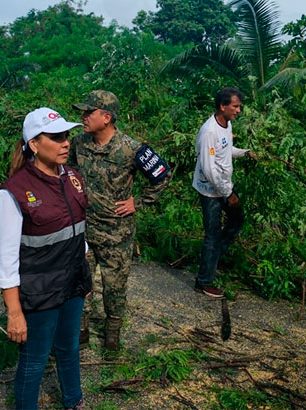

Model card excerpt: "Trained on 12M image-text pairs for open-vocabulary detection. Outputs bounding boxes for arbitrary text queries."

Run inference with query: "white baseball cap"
[23,107,82,147]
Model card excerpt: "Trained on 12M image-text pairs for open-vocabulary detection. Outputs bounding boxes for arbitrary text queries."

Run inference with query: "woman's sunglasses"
[43,131,70,142]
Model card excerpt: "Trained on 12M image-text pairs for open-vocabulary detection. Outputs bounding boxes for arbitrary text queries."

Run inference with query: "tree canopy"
[0,2,106,88]
[133,0,237,45]
[0,0,305,301]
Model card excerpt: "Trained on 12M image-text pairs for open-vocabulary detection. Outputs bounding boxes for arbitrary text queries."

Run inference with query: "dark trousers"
[197,194,244,285]
[14,297,84,410]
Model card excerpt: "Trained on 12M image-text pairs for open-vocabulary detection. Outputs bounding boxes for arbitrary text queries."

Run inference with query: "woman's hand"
[7,310,27,343]
[2,287,27,343]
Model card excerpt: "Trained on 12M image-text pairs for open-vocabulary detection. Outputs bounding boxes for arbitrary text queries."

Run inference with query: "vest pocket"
[20,268,69,312]
[26,204,64,227]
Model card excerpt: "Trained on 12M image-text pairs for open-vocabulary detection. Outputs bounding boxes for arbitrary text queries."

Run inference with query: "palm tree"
[161,42,248,82]
[162,0,284,95]
[229,0,281,88]
[261,51,306,99]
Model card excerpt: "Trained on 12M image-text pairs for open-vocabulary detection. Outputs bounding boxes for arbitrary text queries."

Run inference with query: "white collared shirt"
[0,190,22,289]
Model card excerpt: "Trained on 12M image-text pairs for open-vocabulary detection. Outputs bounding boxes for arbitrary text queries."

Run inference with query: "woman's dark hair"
[9,139,34,177]
[215,87,243,110]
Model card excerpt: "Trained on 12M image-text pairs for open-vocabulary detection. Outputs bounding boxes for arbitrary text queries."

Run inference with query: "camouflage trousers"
[83,217,135,326]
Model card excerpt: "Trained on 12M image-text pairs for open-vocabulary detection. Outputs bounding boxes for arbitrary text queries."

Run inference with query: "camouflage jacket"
[69,129,170,225]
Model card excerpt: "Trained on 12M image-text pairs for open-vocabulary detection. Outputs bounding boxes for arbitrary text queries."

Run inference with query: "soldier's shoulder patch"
[135,144,170,185]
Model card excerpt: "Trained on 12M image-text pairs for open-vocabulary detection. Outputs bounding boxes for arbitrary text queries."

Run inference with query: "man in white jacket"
[192,87,255,298]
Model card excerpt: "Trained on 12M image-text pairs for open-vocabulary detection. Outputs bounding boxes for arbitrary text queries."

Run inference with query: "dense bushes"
[135,98,305,299]
[0,2,305,299]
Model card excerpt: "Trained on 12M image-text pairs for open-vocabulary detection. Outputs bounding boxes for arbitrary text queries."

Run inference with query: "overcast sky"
[0,0,304,27]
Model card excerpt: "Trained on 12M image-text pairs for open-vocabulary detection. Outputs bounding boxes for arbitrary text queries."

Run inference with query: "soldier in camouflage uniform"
[69,90,170,350]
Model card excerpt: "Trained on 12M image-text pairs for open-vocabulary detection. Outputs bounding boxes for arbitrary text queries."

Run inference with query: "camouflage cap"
[72,90,120,116]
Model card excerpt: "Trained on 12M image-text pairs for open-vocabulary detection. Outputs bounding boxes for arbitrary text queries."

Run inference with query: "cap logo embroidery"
[48,112,61,120]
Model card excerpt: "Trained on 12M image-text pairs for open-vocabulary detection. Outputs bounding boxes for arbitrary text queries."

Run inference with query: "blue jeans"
[15,297,84,410]
[197,194,244,285]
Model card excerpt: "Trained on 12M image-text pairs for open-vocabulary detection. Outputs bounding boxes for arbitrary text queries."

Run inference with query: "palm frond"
[280,49,305,71]
[230,0,282,86]
[160,43,248,80]
[261,67,306,92]
[160,45,200,74]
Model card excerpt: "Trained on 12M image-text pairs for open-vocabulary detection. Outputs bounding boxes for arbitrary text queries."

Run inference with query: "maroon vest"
[3,161,90,312]
[4,161,87,236]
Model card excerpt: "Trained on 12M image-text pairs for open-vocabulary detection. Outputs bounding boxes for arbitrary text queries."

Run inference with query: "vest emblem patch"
[70,175,83,192]
[26,191,37,203]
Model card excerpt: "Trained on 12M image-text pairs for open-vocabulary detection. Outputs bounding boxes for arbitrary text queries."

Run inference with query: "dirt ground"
[1,261,305,409]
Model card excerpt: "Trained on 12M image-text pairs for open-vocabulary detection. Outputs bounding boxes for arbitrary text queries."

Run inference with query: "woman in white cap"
[0,108,89,410]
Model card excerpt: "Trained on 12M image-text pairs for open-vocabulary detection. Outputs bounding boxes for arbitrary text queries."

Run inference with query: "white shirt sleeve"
[0,190,22,289]
[232,146,249,158]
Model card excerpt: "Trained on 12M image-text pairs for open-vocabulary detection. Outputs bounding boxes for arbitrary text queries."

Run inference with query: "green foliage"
[133,0,237,45]
[164,0,290,98]
[135,349,193,382]
[0,2,305,301]
[282,14,306,54]
[261,65,306,103]
[211,386,289,409]
[162,43,248,85]
[137,96,306,299]
[83,28,189,129]
[95,348,208,390]
[230,0,282,88]
[232,98,306,298]
[0,66,90,180]
[0,315,19,371]
[262,15,306,107]
[94,401,119,410]
[0,2,106,88]
[137,183,202,263]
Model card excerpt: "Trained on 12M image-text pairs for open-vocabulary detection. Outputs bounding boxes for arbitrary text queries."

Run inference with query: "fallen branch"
[170,387,200,410]
[233,331,262,344]
[202,362,250,370]
[257,380,306,403]
[80,360,127,366]
[243,368,306,408]
[168,255,187,268]
[101,378,144,392]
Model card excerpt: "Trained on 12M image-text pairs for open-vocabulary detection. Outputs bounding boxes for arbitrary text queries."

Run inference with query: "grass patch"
[211,386,291,410]
[94,400,119,410]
